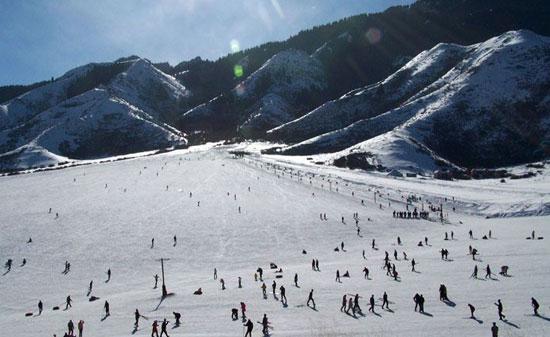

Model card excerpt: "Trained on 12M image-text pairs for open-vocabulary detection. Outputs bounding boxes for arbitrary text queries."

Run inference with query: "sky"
[0,0,414,86]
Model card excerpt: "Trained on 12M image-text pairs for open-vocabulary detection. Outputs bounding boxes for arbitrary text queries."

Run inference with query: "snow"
[0,145,548,337]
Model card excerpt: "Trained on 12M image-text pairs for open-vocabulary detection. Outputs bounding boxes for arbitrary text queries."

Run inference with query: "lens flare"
[233,64,244,78]
[365,28,382,44]
[230,39,240,53]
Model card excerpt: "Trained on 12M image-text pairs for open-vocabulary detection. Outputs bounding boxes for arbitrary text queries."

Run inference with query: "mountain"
[171,0,550,139]
[179,49,327,139]
[0,58,188,171]
[267,30,550,173]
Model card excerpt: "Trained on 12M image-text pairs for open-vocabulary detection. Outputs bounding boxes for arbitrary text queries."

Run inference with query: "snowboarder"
[495,299,505,320]
[244,319,253,337]
[307,289,316,309]
[531,297,540,316]
[160,318,169,337]
[77,320,84,337]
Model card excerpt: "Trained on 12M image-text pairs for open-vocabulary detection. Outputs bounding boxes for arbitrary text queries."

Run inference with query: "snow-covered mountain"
[0,58,189,171]
[267,30,550,173]
[179,49,327,140]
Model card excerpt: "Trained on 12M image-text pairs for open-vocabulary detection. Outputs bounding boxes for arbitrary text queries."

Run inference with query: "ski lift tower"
[156,258,171,298]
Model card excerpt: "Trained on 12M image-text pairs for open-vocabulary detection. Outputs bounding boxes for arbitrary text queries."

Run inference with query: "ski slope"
[0,145,548,337]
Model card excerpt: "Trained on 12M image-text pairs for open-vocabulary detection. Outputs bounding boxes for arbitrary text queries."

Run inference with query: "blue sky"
[0,0,413,85]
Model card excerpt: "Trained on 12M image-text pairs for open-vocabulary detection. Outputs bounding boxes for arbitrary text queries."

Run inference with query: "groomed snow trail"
[0,147,548,337]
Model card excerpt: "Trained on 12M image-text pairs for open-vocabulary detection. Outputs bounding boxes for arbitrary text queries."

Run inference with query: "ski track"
[0,147,548,337]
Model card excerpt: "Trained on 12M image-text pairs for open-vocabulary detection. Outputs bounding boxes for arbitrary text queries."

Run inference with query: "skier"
[363,266,369,279]
[160,318,169,337]
[468,303,476,318]
[469,229,473,239]
[173,311,181,326]
[238,276,242,288]
[261,282,267,297]
[104,300,110,317]
[240,302,247,318]
[369,295,375,313]
[348,296,354,316]
[485,265,492,279]
[173,235,177,246]
[491,322,499,337]
[471,265,478,279]
[151,238,154,249]
[77,320,84,337]
[134,309,141,327]
[362,250,366,259]
[335,270,341,283]
[258,267,263,281]
[397,236,402,245]
[311,259,315,271]
[495,299,505,320]
[531,297,540,316]
[5,259,12,271]
[214,268,217,280]
[294,273,298,287]
[307,289,316,309]
[372,239,376,249]
[411,259,416,272]
[340,295,347,312]
[315,259,319,271]
[419,294,425,313]
[106,268,111,282]
[154,274,159,289]
[67,320,75,336]
[151,320,159,337]
[382,292,389,310]
[244,319,253,337]
[439,284,448,301]
[88,280,93,296]
[65,295,72,310]
[280,285,287,304]
[261,314,269,335]
[221,278,226,290]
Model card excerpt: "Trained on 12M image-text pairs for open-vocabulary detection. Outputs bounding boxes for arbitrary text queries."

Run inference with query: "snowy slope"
[0,145,548,337]
[180,49,327,139]
[271,30,550,170]
[0,58,189,171]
